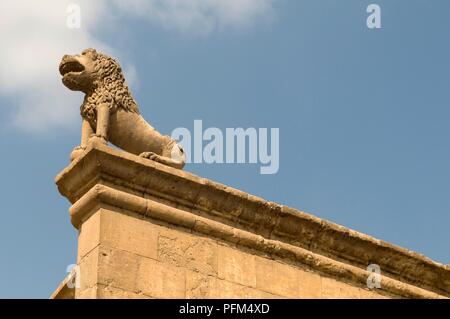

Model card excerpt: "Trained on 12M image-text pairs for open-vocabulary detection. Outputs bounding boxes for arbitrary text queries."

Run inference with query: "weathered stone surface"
[96,284,151,299]
[75,284,153,299]
[77,245,99,292]
[77,208,158,261]
[52,144,450,299]
[137,258,186,298]
[298,269,322,298]
[185,271,216,298]
[213,279,276,299]
[255,256,299,297]
[218,245,256,288]
[97,246,140,293]
[321,276,373,299]
[77,211,101,261]
[358,287,388,299]
[186,271,280,299]
[158,228,218,275]
[75,286,98,299]
[100,209,158,260]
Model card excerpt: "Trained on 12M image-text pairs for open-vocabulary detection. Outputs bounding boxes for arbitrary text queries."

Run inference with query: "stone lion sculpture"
[59,48,185,169]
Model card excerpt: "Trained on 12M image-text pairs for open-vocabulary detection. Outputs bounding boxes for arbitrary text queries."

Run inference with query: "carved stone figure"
[59,48,185,169]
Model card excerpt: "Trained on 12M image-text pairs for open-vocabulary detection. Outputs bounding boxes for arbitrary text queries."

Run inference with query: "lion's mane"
[81,49,139,122]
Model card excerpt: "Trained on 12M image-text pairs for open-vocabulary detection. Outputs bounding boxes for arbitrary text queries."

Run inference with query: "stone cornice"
[50,273,75,299]
[55,144,450,298]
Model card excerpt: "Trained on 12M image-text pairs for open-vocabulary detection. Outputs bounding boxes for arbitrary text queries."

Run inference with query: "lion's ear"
[82,48,98,60]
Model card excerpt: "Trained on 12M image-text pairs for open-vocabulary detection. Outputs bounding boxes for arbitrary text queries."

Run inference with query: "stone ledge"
[55,144,450,298]
[50,273,75,299]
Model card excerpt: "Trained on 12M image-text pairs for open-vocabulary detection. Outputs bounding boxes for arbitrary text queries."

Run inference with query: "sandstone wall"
[74,208,388,298]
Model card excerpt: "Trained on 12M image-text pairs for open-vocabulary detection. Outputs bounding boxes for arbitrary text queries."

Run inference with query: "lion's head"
[59,48,138,119]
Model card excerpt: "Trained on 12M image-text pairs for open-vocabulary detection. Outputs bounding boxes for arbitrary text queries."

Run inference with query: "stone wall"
[51,144,450,299]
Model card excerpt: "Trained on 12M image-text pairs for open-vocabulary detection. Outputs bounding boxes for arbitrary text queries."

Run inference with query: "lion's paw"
[88,134,108,146]
[70,146,86,162]
[139,152,160,161]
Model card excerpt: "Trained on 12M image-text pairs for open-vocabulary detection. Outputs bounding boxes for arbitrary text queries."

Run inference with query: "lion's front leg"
[89,103,109,146]
[70,119,93,162]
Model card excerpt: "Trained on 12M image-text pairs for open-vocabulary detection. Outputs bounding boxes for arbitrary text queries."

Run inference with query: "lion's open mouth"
[59,60,85,76]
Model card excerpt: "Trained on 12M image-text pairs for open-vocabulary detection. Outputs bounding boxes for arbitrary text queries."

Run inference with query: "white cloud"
[0,0,113,131]
[111,0,275,36]
[0,0,275,132]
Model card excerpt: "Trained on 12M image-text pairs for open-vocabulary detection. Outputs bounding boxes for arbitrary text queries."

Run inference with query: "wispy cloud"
[111,0,275,35]
[0,0,275,132]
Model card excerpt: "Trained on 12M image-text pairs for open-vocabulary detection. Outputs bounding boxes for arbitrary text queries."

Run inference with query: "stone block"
[321,276,361,299]
[97,246,140,293]
[255,256,299,297]
[77,246,100,291]
[77,208,159,262]
[96,284,151,299]
[186,271,281,299]
[358,288,388,299]
[158,228,218,275]
[137,257,186,298]
[298,269,322,298]
[77,212,101,261]
[75,286,97,299]
[218,245,256,287]
[186,271,216,298]
[100,209,159,260]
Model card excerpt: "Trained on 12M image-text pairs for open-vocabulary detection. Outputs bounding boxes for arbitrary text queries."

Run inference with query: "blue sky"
[0,0,449,298]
